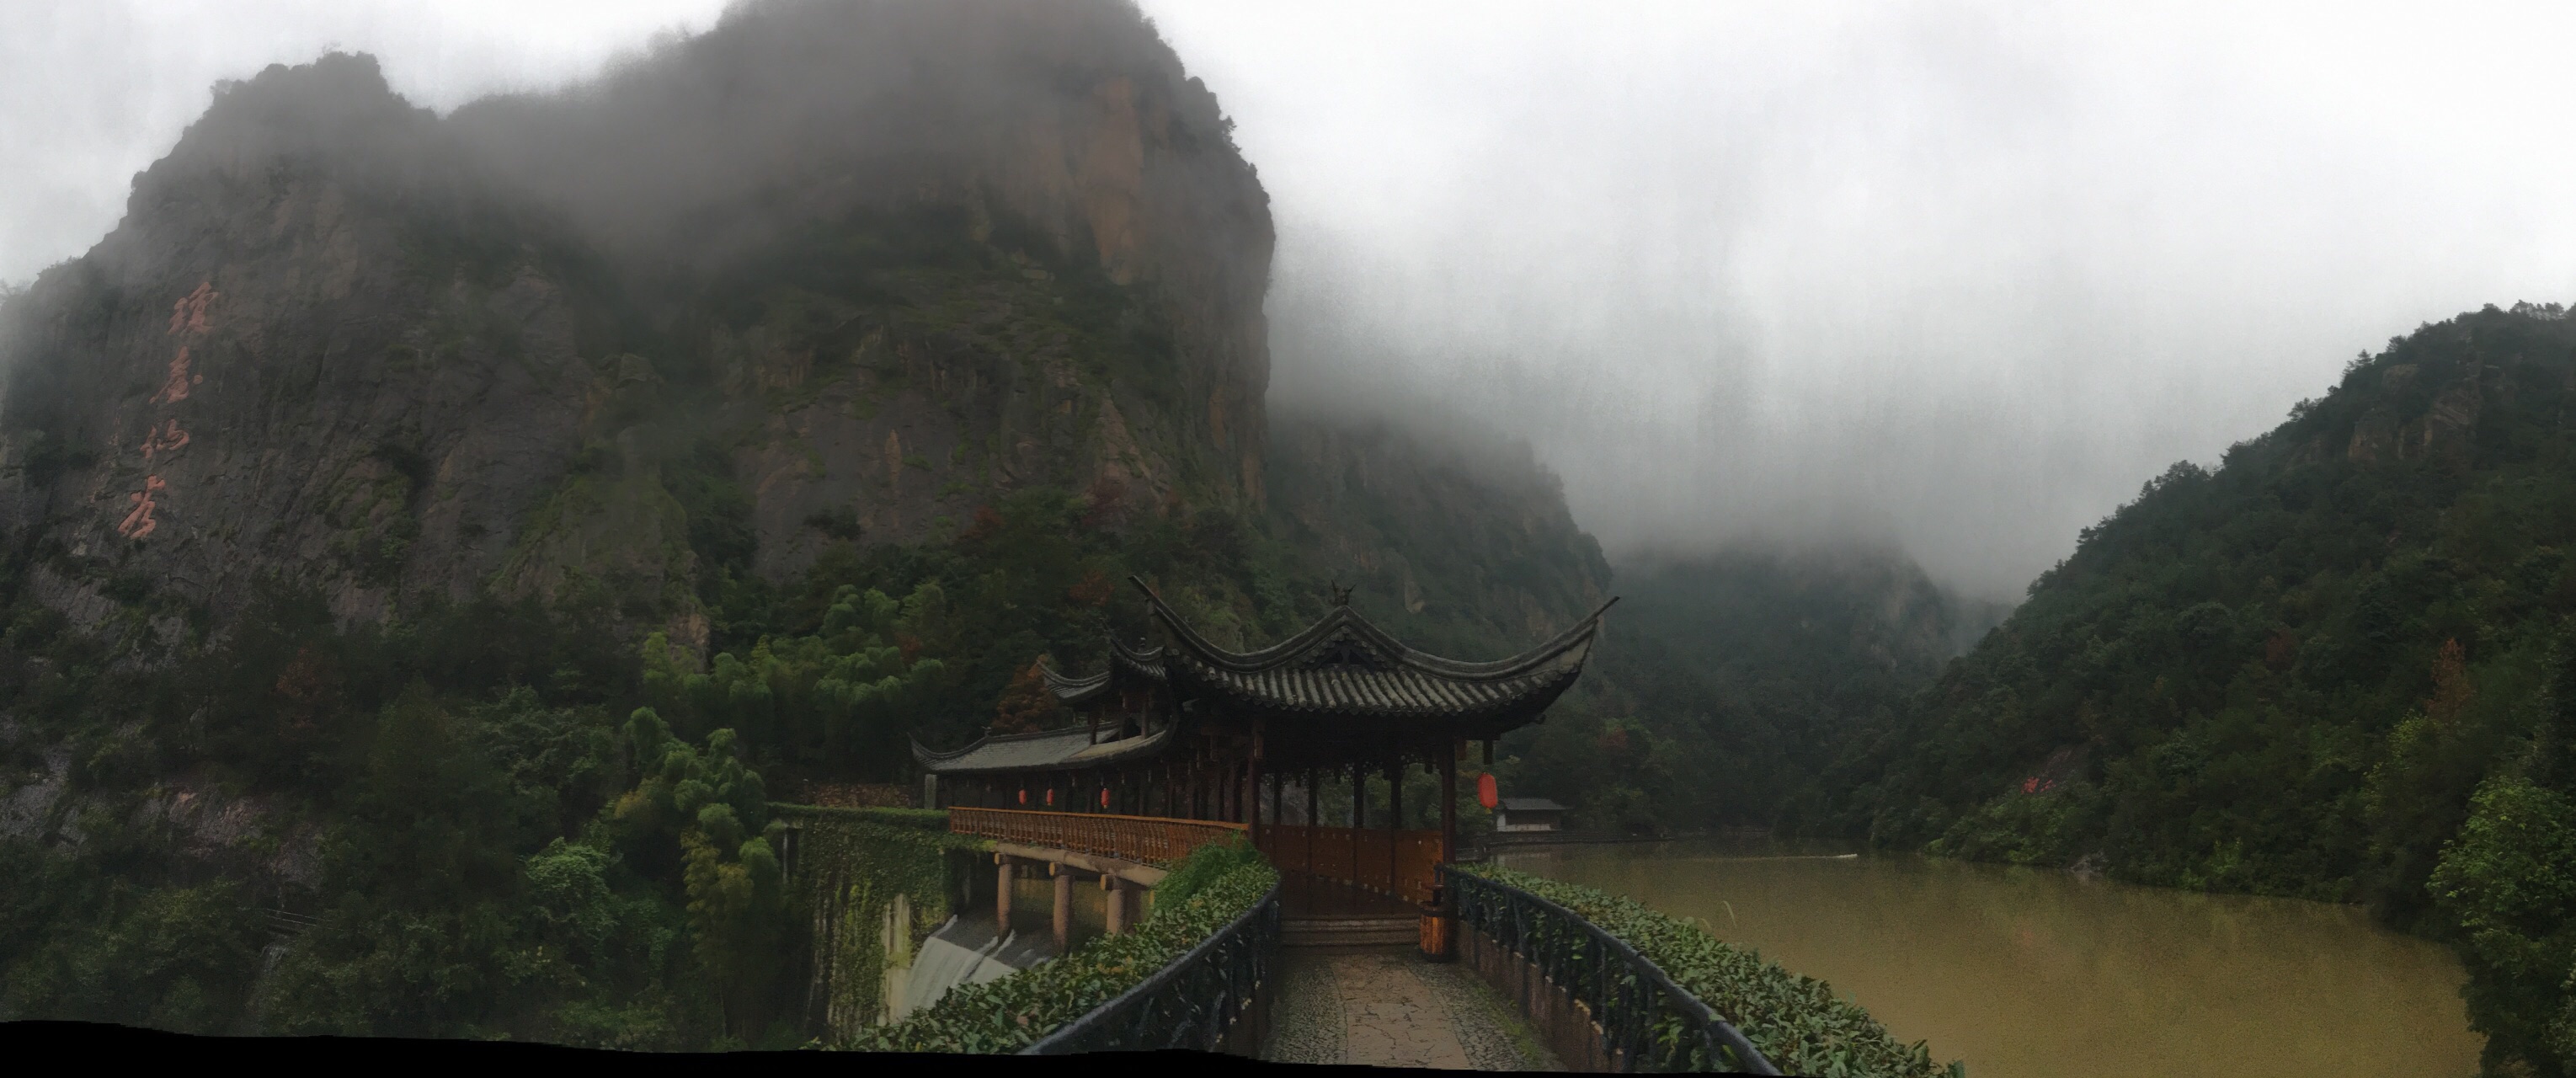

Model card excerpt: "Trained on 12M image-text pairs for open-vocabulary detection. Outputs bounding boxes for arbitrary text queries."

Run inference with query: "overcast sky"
[9,2,2576,598]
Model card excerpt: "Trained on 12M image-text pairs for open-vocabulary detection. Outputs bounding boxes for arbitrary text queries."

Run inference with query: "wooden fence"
[948,806,1247,864]
[1257,825,1443,905]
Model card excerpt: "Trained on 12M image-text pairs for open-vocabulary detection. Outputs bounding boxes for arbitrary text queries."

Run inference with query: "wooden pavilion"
[916,578,1612,939]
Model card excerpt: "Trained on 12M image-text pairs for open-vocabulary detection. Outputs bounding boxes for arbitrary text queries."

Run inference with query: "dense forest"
[1818,301,2576,1075]
[1492,548,2001,833]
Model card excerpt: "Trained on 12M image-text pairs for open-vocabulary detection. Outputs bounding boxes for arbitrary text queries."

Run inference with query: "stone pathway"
[1267,948,1562,1070]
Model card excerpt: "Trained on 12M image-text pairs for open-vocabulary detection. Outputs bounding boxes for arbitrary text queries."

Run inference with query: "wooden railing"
[1257,825,1443,905]
[947,808,1443,905]
[949,806,1247,864]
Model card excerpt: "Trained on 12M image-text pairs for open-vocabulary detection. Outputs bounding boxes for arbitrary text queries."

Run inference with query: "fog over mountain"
[1155,1,2576,599]
[14,2,2576,598]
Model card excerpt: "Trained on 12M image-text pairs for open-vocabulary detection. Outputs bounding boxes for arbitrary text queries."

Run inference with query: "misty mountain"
[0,0,1705,1041]
[1260,409,2008,834]
[0,0,1304,1041]
[0,0,1268,638]
[1263,409,1613,652]
[1522,547,2004,831]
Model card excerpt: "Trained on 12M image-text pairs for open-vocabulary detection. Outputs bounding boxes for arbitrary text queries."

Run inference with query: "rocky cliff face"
[451,0,1276,584]
[0,54,607,633]
[0,0,1272,643]
[1264,410,1613,655]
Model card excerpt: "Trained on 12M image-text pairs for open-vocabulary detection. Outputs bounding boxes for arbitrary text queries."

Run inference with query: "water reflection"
[1494,841,2480,1078]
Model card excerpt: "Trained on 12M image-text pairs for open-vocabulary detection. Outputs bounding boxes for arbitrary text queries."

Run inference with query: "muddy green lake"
[1493,841,2482,1078]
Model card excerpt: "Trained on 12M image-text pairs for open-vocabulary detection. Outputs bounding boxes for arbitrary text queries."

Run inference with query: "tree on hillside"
[992,659,1059,734]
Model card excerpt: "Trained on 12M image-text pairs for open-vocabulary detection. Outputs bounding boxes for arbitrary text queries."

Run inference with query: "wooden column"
[1304,767,1319,879]
[1389,756,1405,829]
[1350,760,1364,890]
[1441,740,1459,867]
[1104,878,1129,935]
[1387,756,1403,896]
[996,856,1016,926]
[1247,726,1264,847]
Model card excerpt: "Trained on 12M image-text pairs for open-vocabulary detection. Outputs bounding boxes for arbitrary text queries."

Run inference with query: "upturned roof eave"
[1038,638,1171,703]
[1155,656,1587,728]
[1126,574,1614,683]
[912,722,1181,775]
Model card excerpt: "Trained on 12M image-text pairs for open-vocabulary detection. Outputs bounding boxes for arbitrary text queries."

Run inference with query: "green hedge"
[845,846,1278,1053]
[1459,864,1960,1078]
[771,803,952,831]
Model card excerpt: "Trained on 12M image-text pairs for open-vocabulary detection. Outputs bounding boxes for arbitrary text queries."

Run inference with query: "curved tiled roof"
[913,723,1176,774]
[1039,638,1166,706]
[921,583,1613,775]
[1133,577,1613,722]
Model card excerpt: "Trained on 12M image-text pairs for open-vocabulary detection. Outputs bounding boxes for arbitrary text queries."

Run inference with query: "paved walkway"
[1267,948,1562,1070]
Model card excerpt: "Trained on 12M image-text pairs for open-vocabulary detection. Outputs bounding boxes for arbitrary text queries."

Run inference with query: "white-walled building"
[1494,798,1568,833]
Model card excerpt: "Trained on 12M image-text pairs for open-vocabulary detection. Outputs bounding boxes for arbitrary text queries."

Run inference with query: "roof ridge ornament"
[1305,630,1389,670]
[1330,579,1354,607]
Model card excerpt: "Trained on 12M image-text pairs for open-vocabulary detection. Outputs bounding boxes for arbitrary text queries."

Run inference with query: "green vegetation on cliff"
[1542,551,1998,832]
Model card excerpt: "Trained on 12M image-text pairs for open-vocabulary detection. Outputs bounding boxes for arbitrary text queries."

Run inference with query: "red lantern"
[1045,788,1054,806]
[1100,788,1111,809]
[1476,773,1499,810]
[1018,788,1027,805]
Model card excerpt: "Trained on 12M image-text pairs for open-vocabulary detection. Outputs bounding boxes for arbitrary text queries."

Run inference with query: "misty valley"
[0,3,2569,1076]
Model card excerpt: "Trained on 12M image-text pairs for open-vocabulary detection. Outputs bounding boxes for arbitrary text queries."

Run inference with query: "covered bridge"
[915,578,1611,940]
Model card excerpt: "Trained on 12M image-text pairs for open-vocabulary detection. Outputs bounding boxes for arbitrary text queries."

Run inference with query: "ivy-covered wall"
[776,805,989,1039]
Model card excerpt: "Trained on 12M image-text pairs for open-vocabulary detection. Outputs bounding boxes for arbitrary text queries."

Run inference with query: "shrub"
[1149,832,1263,908]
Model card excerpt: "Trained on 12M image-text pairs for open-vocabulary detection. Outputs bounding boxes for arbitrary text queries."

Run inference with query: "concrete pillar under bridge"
[1103,875,1136,936]
[988,842,1167,953]
[1052,863,1075,953]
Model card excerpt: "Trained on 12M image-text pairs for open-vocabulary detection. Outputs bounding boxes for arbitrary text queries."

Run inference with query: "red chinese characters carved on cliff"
[118,476,167,540]
[169,281,216,336]
[150,348,198,405]
[125,280,218,541]
[141,419,189,462]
